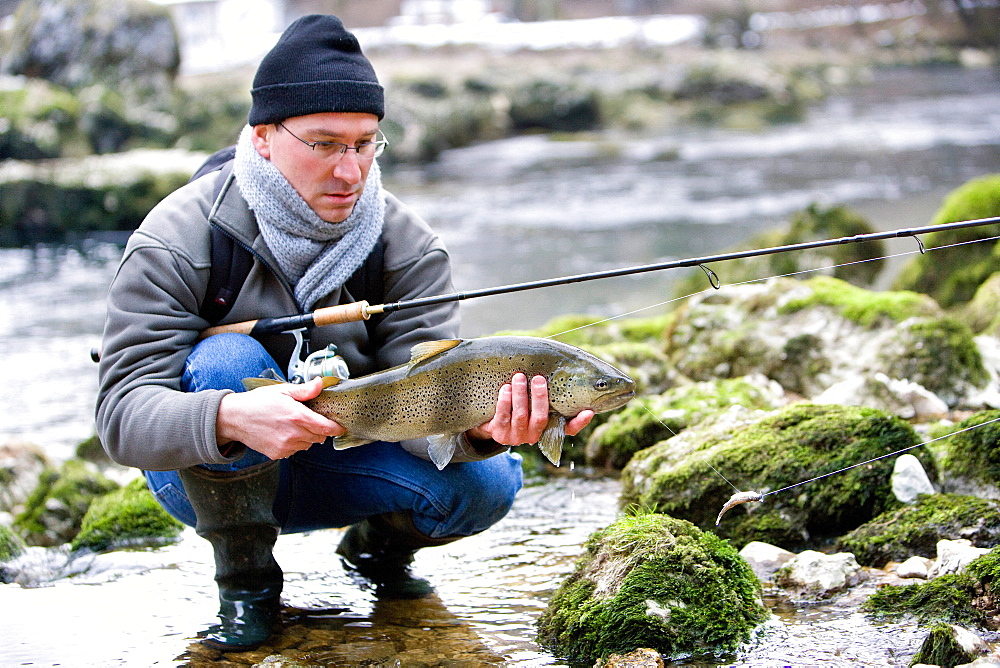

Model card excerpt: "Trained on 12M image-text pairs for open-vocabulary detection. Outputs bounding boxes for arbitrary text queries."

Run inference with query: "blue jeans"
[144,333,523,538]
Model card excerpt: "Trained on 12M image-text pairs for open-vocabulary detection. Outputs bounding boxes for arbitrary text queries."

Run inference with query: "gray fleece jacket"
[96,167,496,471]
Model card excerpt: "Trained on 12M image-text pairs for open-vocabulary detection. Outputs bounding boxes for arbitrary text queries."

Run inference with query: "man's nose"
[331,149,363,183]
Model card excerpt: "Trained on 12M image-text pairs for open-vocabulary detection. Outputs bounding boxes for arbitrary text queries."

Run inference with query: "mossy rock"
[70,477,184,553]
[910,623,983,667]
[893,174,1000,308]
[0,524,25,562]
[961,272,1000,337]
[876,317,988,407]
[581,341,679,397]
[496,312,672,348]
[837,493,1000,567]
[621,403,921,551]
[931,410,1000,495]
[536,513,768,663]
[663,276,942,392]
[863,547,1000,629]
[12,459,119,547]
[0,151,198,244]
[777,276,939,328]
[585,375,784,470]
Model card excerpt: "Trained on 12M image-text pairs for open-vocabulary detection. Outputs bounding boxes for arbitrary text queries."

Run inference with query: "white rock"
[896,555,932,579]
[776,550,868,597]
[739,541,795,581]
[892,454,936,504]
[929,539,991,578]
[813,373,948,420]
[951,624,990,657]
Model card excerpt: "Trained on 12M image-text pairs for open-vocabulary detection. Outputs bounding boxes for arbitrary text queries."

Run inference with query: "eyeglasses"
[277,122,387,161]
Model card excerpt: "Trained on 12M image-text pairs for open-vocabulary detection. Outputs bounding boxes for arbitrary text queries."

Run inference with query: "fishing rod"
[202,215,1000,339]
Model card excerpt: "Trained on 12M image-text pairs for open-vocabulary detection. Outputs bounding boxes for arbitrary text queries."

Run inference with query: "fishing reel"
[284,327,350,384]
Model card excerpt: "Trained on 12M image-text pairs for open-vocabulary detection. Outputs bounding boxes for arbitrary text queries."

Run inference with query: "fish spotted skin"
[244,336,636,469]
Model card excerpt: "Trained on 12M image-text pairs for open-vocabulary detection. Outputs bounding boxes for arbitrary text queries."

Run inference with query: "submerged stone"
[70,477,184,553]
[837,494,1000,568]
[621,403,920,551]
[536,513,768,664]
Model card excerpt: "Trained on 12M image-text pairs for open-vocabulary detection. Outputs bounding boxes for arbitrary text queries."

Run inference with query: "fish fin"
[242,377,284,391]
[408,339,463,366]
[426,433,462,471]
[319,376,341,389]
[331,434,374,450]
[538,415,567,466]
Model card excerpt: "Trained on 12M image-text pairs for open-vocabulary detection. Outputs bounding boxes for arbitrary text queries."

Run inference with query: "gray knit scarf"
[232,125,384,311]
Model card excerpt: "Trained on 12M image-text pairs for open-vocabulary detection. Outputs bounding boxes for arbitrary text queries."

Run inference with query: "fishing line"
[548,231,1000,500]
[638,403,743,494]
[760,415,1000,499]
[545,233,1000,340]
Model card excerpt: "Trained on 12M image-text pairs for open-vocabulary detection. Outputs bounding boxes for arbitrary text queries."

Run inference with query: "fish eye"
[594,379,608,390]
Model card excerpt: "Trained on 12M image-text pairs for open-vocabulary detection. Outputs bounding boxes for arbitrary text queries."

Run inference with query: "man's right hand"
[215,377,345,460]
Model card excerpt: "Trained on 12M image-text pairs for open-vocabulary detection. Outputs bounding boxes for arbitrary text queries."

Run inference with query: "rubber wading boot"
[179,461,283,652]
[336,511,462,600]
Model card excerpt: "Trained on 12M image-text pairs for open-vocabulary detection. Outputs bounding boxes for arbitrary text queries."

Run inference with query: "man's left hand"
[466,373,594,446]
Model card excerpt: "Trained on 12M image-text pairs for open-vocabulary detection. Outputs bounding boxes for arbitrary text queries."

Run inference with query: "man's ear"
[250,124,272,159]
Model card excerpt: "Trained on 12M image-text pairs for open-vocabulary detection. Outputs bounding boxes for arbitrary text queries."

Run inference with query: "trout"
[244,336,636,470]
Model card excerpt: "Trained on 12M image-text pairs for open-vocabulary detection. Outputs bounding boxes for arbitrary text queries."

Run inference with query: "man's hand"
[466,373,594,446]
[216,377,345,460]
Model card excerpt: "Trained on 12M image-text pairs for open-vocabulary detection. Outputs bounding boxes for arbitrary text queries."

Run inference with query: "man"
[95,15,592,652]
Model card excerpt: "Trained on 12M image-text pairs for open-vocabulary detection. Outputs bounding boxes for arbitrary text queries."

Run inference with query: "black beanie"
[249,14,384,125]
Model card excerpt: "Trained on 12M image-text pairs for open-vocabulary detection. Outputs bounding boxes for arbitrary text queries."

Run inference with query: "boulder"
[814,373,948,421]
[739,541,795,581]
[70,478,183,553]
[932,410,1000,499]
[774,550,868,599]
[536,513,768,663]
[0,441,51,522]
[930,539,993,579]
[0,0,179,99]
[897,556,932,579]
[663,276,993,410]
[891,453,936,504]
[837,494,1000,568]
[12,459,118,547]
[910,623,989,668]
[621,402,920,551]
[585,374,784,469]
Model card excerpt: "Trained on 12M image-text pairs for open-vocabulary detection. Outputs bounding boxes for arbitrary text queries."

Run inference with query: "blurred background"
[0,0,998,452]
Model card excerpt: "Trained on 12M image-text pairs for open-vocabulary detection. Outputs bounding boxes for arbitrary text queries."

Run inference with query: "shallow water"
[1,65,999,665]
[0,475,937,667]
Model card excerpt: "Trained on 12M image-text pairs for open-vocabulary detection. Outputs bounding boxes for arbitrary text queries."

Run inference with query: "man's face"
[250,112,380,223]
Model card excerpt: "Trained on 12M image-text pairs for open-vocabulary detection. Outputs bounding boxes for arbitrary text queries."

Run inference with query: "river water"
[1,65,999,666]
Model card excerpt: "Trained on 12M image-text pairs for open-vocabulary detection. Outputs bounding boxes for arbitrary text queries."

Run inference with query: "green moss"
[779,276,939,327]
[0,525,25,562]
[70,478,183,553]
[495,313,672,348]
[621,403,921,551]
[536,513,768,663]
[587,377,782,469]
[879,318,989,402]
[863,572,982,626]
[961,272,1000,336]
[12,460,119,547]
[934,410,1000,490]
[837,494,1000,567]
[893,174,1000,308]
[909,623,978,667]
